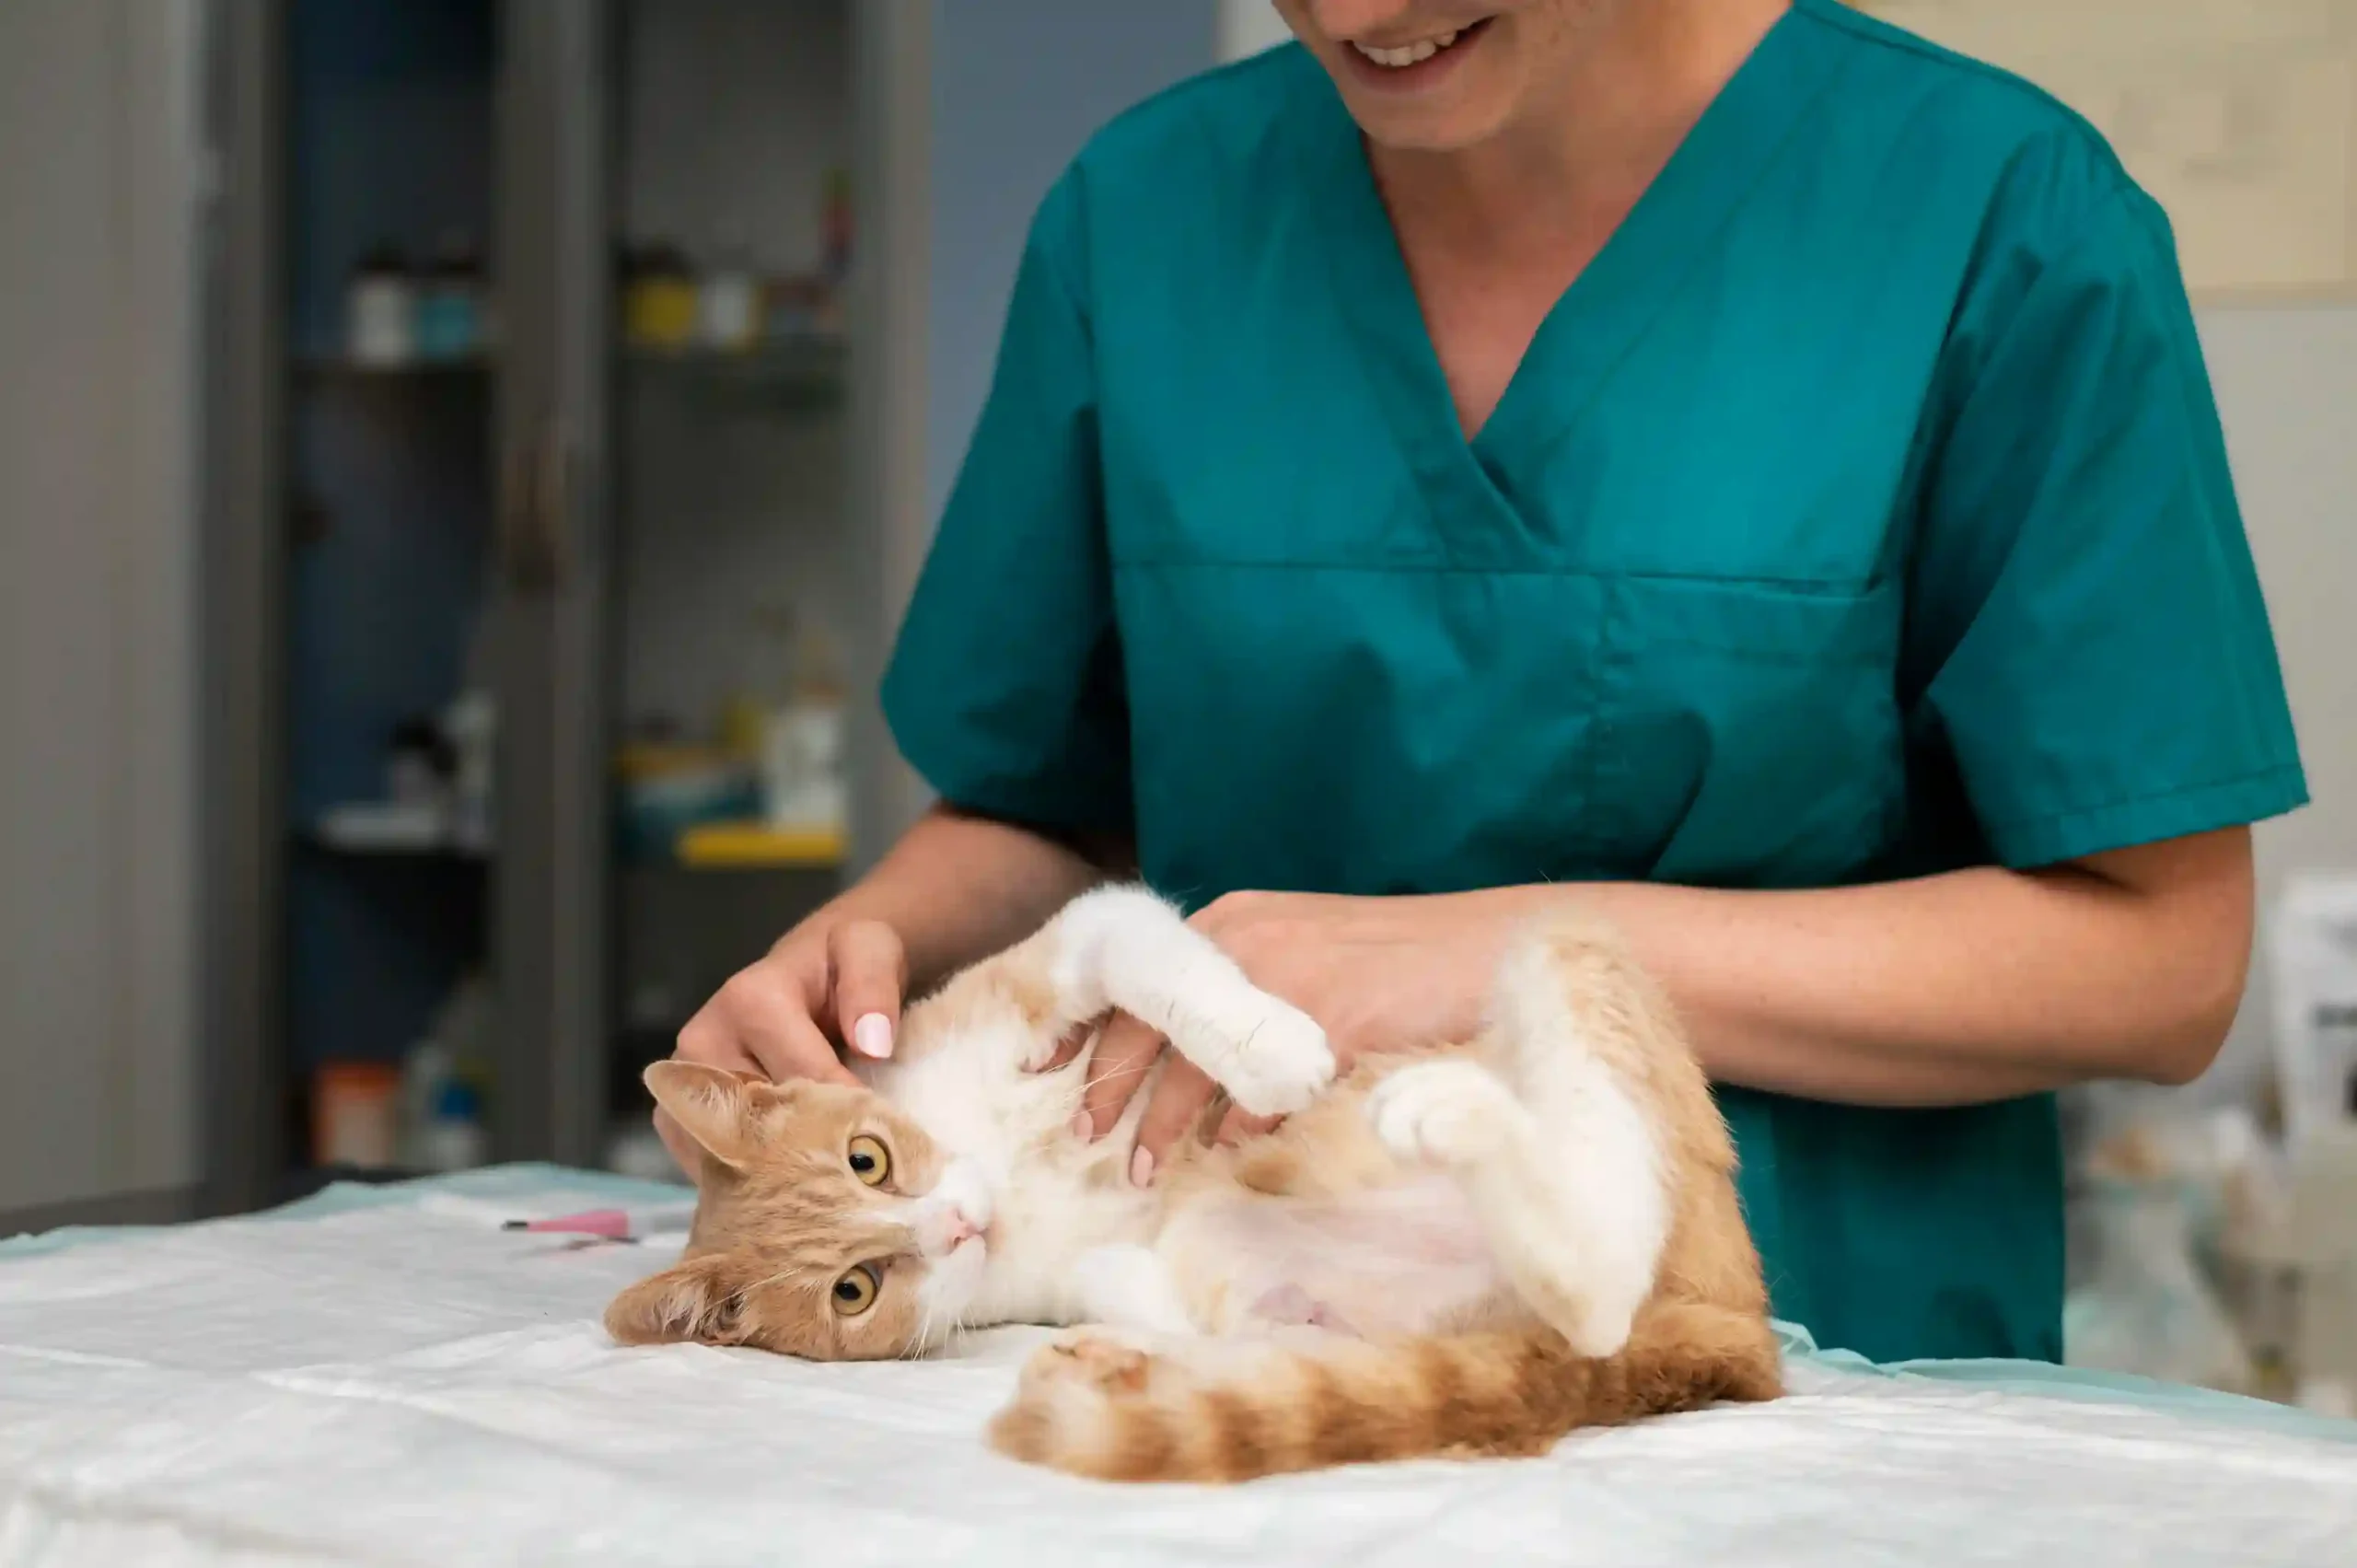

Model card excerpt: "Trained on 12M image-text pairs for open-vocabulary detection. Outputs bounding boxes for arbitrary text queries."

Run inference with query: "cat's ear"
[644,1060,761,1169]
[604,1257,742,1346]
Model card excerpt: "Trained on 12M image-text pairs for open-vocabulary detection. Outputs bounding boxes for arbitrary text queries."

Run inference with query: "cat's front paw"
[1190,1001,1335,1119]
[1018,1016,1098,1074]
[1367,1059,1517,1168]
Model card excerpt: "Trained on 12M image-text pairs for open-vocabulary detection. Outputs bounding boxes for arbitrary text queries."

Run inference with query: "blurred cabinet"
[204,0,923,1207]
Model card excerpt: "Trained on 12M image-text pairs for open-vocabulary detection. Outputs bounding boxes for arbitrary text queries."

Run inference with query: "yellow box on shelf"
[675,819,844,870]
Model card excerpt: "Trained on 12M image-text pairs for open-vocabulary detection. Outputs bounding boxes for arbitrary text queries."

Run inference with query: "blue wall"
[923,1,1216,525]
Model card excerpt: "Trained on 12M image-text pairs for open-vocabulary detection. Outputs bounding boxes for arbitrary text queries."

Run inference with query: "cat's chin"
[912,1238,993,1346]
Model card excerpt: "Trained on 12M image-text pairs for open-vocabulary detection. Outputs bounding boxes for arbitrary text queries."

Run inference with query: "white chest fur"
[865,1029,1161,1328]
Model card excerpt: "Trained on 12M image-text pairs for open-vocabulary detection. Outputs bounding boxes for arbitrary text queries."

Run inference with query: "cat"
[605,885,1781,1481]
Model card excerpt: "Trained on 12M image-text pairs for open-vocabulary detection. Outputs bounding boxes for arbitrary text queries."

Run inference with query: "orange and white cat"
[607,886,1780,1481]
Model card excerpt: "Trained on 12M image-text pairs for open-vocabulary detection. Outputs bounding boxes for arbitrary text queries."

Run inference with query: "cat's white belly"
[871,1025,1501,1341]
[1158,1175,1504,1338]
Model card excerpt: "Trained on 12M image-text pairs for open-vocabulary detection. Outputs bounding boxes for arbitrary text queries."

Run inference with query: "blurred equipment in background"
[2276,874,2357,1415]
[2065,873,2357,1416]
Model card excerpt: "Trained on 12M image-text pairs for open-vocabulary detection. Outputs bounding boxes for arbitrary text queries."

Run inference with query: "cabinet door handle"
[497,437,533,586]
[499,417,569,590]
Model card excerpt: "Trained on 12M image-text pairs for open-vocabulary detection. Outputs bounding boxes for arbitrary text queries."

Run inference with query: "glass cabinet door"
[274,0,505,1195]
[491,0,882,1179]
[212,0,897,1199]
[595,0,865,1179]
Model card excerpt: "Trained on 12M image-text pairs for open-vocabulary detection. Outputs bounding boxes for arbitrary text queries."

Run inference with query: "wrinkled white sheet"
[2,1169,2352,1568]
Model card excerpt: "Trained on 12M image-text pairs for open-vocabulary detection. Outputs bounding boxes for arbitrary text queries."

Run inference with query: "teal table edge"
[6,1163,2351,1448]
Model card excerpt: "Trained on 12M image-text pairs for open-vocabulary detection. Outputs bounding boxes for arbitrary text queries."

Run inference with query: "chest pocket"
[1580,573,1907,889]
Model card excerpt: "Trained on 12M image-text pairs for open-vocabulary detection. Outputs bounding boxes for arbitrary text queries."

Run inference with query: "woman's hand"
[658,917,909,1174]
[1062,891,1515,1183]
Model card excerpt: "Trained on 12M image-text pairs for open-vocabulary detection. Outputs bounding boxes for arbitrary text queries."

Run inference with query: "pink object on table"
[502,1208,632,1239]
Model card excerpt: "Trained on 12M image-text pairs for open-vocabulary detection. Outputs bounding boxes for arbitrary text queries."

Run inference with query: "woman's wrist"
[786,805,1109,996]
[1451,837,2250,1106]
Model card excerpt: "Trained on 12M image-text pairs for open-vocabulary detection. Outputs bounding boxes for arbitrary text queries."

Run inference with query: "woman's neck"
[1368,0,1792,261]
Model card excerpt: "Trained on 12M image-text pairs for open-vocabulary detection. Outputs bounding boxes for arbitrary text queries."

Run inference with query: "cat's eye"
[831,1264,880,1317]
[846,1134,891,1187]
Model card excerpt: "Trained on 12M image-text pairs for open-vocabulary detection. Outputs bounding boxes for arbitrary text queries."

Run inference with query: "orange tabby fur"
[609,894,1780,1482]
[988,924,1779,1480]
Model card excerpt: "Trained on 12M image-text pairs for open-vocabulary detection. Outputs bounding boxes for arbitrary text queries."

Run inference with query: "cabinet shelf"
[621,337,846,411]
[301,807,490,864]
[295,354,492,383]
[672,820,844,870]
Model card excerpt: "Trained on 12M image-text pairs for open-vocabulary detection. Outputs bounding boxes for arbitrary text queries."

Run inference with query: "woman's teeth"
[1351,29,1461,69]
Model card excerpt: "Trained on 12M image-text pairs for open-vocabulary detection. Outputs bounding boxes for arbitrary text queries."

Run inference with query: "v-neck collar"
[1305,0,1850,557]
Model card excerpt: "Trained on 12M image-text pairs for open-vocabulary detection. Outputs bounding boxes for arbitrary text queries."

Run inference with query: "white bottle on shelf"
[700,222,761,353]
[759,619,846,838]
[348,244,415,367]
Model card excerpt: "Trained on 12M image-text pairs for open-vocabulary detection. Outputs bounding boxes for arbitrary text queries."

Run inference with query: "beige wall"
[2201,306,2357,1100]
[0,0,203,1214]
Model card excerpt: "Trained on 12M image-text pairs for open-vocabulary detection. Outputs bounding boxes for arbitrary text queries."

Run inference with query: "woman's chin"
[1337,68,1523,153]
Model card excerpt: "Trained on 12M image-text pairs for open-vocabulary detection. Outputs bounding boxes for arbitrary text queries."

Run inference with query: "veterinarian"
[668,0,2305,1365]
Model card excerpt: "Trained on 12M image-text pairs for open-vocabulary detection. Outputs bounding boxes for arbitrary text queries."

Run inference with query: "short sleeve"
[1905,178,2306,868]
[880,172,1133,835]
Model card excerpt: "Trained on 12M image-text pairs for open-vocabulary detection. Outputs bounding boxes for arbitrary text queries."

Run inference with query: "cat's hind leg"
[1365,929,1678,1356]
[1364,1061,1647,1355]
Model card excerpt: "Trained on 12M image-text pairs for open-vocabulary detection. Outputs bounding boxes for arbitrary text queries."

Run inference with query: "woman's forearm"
[1473,829,2255,1108]
[807,805,1114,994]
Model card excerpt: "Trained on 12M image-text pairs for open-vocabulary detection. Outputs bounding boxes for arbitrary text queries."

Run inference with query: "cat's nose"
[922,1206,985,1258]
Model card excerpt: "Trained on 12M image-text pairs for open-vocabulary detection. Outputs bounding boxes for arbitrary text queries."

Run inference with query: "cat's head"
[604,1061,994,1361]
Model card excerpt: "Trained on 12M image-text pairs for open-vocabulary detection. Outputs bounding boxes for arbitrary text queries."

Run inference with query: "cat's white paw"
[1185,1001,1335,1119]
[1368,1060,1517,1168]
[1018,1016,1096,1074]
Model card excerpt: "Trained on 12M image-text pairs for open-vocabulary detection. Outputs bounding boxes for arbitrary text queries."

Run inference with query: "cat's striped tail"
[983,1301,1781,1483]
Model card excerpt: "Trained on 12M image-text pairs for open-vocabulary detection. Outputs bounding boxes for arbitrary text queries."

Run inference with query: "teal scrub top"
[881,0,2307,1364]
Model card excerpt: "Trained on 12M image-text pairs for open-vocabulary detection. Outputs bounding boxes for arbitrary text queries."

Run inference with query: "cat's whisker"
[1079,1059,1153,1096]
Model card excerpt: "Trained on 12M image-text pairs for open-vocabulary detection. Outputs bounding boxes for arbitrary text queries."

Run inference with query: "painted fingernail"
[1129,1146,1155,1189]
[852,1013,894,1060]
[1070,1110,1093,1139]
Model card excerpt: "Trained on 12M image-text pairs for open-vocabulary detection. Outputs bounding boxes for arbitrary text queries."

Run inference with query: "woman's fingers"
[1080,1012,1165,1136]
[739,1008,864,1087]
[679,966,860,1089]
[1029,1018,1099,1074]
[1130,1054,1218,1182]
[829,920,907,1061]
[1213,1107,1283,1146]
